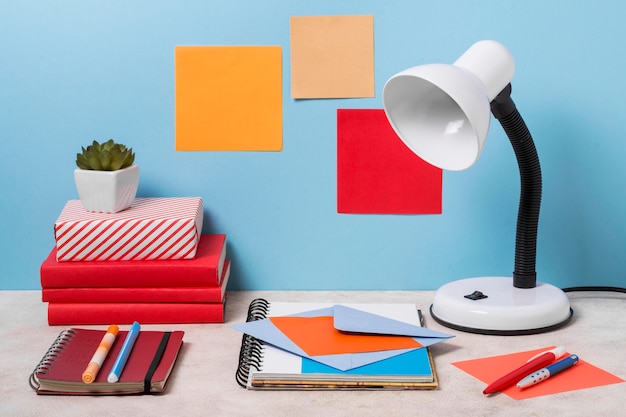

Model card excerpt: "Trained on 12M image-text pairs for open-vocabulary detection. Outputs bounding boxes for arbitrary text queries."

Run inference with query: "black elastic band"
[144,332,171,393]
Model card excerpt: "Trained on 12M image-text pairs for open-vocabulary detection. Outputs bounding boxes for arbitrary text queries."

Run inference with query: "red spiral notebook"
[29,327,184,395]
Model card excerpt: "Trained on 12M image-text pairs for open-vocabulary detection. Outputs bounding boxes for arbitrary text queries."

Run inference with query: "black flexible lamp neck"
[490,84,541,289]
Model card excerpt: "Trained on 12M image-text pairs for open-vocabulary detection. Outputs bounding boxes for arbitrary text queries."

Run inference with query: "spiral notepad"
[236,298,438,390]
[29,327,184,395]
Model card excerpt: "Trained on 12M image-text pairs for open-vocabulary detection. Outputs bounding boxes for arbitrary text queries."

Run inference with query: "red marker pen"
[483,347,566,395]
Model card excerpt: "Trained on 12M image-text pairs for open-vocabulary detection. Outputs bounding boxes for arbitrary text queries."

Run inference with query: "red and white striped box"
[54,197,203,262]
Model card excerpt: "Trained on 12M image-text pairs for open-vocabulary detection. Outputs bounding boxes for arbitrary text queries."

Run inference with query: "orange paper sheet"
[175,45,282,151]
[290,15,374,99]
[270,316,422,356]
[452,347,625,400]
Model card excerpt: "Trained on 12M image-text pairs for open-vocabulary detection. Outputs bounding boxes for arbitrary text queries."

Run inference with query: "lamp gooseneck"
[490,84,541,289]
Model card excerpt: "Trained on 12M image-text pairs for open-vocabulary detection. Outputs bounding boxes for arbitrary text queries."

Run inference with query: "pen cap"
[549,346,566,359]
[527,346,566,363]
[82,363,100,383]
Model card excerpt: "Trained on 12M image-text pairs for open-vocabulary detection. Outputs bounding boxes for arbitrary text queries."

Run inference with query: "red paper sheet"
[452,346,625,400]
[337,109,442,214]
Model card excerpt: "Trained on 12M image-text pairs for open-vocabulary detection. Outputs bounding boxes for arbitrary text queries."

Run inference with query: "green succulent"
[76,139,135,171]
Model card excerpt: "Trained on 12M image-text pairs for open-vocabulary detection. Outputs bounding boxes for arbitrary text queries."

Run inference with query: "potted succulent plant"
[74,139,139,213]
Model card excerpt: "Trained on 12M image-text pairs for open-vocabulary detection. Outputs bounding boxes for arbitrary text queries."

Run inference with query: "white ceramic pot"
[74,165,139,213]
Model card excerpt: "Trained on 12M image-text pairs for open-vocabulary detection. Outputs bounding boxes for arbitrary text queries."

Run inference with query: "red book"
[41,234,226,288]
[30,327,184,395]
[42,260,230,303]
[47,299,227,325]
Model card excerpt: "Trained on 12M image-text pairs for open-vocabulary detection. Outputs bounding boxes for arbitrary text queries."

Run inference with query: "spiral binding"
[29,328,77,391]
[235,298,270,388]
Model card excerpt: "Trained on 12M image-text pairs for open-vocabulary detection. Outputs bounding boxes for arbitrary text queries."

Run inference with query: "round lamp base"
[430,277,573,335]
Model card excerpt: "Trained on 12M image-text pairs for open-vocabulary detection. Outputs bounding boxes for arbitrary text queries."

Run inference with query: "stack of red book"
[40,198,230,325]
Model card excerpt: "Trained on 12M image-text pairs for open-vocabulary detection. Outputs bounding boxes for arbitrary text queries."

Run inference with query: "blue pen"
[107,321,141,383]
[516,354,579,389]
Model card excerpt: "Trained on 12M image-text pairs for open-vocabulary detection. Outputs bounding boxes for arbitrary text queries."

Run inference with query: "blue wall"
[1,1,625,290]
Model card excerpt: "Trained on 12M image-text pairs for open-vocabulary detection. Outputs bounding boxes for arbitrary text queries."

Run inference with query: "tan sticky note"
[175,46,282,151]
[290,15,374,99]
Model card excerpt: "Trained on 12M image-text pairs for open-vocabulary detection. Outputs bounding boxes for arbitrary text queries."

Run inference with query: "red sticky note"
[337,109,442,214]
[270,316,422,356]
[452,347,625,400]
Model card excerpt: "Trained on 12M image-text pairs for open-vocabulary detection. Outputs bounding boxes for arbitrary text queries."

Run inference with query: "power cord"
[562,286,626,294]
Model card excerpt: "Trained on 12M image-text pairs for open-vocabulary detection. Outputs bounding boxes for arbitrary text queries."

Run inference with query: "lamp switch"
[464,290,488,301]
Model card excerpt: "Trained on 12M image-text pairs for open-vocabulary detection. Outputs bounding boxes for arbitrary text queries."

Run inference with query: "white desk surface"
[1,290,624,417]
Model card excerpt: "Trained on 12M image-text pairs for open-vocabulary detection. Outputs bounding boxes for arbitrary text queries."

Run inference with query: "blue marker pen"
[516,354,579,389]
[108,321,141,383]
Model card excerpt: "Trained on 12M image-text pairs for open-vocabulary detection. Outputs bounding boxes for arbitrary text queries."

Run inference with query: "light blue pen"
[516,354,579,389]
[107,321,141,383]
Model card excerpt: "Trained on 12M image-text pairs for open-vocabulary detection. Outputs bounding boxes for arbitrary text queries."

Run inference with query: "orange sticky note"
[290,15,374,99]
[270,316,422,356]
[452,347,625,400]
[337,109,442,214]
[175,46,282,151]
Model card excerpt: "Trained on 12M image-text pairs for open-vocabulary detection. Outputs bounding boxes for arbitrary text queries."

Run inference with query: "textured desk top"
[1,290,624,417]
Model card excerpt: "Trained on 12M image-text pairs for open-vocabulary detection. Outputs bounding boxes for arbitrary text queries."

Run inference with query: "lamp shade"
[382,40,515,171]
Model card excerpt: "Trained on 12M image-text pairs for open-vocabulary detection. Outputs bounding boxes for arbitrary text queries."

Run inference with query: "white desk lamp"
[382,40,573,335]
